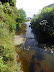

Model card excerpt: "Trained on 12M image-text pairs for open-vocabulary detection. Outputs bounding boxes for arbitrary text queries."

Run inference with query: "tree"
[16,8,26,23]
[31,4,54,35]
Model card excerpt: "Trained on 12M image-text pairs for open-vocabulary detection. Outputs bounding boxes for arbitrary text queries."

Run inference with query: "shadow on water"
[32,29,54,49]
[15,22,54,72]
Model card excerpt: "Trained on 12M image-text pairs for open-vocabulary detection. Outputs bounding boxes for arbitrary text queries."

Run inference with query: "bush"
[3,2,12,14]
[17,8,26,23]
[31,4,54,35]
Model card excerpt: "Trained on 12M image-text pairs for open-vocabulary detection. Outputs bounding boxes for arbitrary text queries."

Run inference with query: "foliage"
[31,4,54,35]
[3,2,12,14]
[0,21,18,72]
[0,0,16,6]
[0,1,25,72]
[16,8,26,23]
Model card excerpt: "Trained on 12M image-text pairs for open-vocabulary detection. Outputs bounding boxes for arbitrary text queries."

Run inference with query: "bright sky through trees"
[16,0,54,17]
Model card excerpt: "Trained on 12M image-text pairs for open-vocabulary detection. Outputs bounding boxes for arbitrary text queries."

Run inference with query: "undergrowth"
[0,1,23,72]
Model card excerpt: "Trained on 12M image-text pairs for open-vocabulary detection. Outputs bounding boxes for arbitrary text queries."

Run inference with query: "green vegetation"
[31,4,54,36]
[16,8,26,30]
[0,0,16,6]
[16,8,26,23]
[0,1,26,72]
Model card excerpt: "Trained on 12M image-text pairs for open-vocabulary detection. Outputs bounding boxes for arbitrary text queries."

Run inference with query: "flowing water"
[16,22,54,72]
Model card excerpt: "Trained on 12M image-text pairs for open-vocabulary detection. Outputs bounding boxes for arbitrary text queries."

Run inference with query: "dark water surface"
[16,22,54,72]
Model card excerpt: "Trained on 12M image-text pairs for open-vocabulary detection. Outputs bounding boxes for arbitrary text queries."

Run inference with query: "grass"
[0,1,23,72]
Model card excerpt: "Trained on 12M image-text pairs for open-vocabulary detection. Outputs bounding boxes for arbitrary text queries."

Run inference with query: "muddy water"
[16,22,54,72]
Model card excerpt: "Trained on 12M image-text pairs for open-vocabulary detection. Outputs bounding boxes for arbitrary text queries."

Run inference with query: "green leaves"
[31,4,54,35]
[0,0,16,6]
[0,1,26,72]
[17,8,26,23]
[0,57,7,72]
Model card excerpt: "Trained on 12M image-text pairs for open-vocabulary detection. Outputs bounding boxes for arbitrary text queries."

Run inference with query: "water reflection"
[16,22,54,72]
[16,50,35,72]
[15,24,26,37]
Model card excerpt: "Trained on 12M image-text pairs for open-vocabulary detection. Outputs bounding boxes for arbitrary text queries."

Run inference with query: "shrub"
[31,4,54,35]
[3,2,12,14]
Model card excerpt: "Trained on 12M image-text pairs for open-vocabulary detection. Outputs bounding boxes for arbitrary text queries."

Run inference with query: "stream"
[16,22,54,72]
